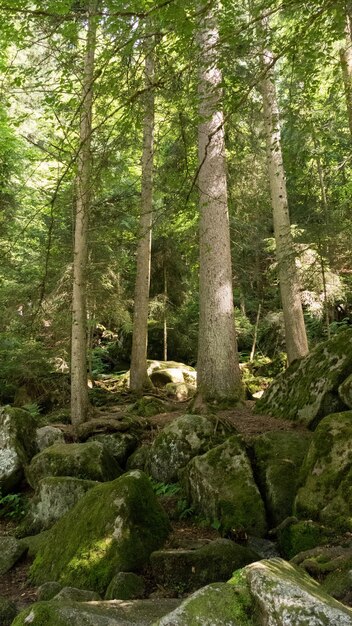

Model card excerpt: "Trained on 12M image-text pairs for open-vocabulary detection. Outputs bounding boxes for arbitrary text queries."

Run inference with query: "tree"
[129,32,155,393]
[71,0,97,425]
[259,15,309,364]
[340,0,352,138]
[196,1,243,404]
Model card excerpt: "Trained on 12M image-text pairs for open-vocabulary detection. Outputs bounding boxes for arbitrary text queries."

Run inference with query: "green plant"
[0,490,28,520]
[23,402,41,419]
[149,479,181,497]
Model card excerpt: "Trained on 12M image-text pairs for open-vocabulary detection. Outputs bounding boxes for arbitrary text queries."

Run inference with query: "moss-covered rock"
[164,383,193,401]
[104,572,145,600]
[18,477,98,535]
[37,581,62,601]
[29,470,170,594]
[150,539,258,595]
[147,360,197,387]
[20,529,51,558]
[255,329,352,427]
[36,426,65,451]
[126,444,150,472]
[0,535,26,574]
[53,587,101,601]
[149,414,237,483]
[130,396,171,417]
[294,411,352,531]
[0,405,37,493]
[153,582,254,626]
[25,441,122,488]
[339,374,352,409]
[182,436,267,536]
[0,596,17,626]
[229,558,352,625]
[87,432,138,467]
[250,431,312,527]
[12,598,181,626]
[277,519,334,559]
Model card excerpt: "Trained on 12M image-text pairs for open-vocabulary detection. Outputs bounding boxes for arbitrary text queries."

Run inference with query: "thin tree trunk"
[130,37,155,393]
[163,265,168,362]
[340,3,352,138]
[196,2,243,403]
[250,303,261,362]
[260,18,308,365]
[71,1,97,425]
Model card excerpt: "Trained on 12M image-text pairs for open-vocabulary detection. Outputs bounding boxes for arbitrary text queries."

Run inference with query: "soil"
[0,400,309,617]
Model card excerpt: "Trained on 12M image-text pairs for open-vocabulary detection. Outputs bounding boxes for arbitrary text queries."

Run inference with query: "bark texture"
[130,40,155,393]
[340,4,352,138]
[71,3,97,425]
[196,3,242,402]
[261,27,308,365]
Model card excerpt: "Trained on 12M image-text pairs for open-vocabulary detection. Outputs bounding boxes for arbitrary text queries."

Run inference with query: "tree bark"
[340,3,352,138]
[71,1,97,425]
[130,37,155,393]
[260,20,308,365]
[196,2,243,403]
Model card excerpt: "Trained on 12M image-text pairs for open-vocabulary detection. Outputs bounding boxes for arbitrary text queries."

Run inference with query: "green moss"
[12,603,68,626]
[0,596,17,626]
[29,471,170,595]
[278,521,333,559]
[130,396,168,417]
[105,572,145,600]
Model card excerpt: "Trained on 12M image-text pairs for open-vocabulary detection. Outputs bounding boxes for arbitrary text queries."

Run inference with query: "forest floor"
[0,400,307,611]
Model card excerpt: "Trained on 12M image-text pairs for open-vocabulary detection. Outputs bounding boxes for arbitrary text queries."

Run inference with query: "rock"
[182,435,267,536]
[277,519,335,559]
[105,572,145,600]
[152,582,247,626]
[20,529,51,558]
[294,411,352,531]
[0,596,17,626]
[12,598,181,626]
[250,431,312,527]
[37,581,62,601]
[18,476,98,535]
[147,360,197,387]
[87,432,138,467]
[149,413,237,483]
[165,383,193,401]
[150,538,258,595]
[36,425,65,451]
[0,406,37,493]
[339,374,352,409]
[53,587,101,601]
[25,441,122,488]
[0,535,26,574]
[255,329,352,427]
[29,470,171,594]
[130,396,171,417]
[126,444,151,471]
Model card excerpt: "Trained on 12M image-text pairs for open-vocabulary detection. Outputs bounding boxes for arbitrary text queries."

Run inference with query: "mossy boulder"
[255,329,352,427]
[105,572,145,600]
[37,581,62,601]
[148,414,237,483]
[294,411,352,531]
[130,396,170,417]
[250,431,312,527]
[29,470,171,594]
[147,360,197,387]
[277,519,335,559]
[18,476,98,535]
[53,587,101,601]
[126,444,151,471]
[339,374,352,409]
[182,436,267,536]
[0,405,37,493]
[25,441,122,488]
[87,432,138,467]
[150,539,258,595]
[12,598,181,626]
[36,426,65,451]
[0,535,26,574]
[0,596,17,626]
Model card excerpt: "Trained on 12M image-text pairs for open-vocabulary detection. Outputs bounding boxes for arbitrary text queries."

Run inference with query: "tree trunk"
[260,20,308,365]
[130,37,155,393]
[196,2,243,403]
[71,1,97,425]
[163,265,168,362]
[340,3,352,138]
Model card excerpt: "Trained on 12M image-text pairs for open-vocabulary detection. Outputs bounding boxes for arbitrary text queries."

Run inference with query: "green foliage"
[150,479,181,497]
[0,490,28,521]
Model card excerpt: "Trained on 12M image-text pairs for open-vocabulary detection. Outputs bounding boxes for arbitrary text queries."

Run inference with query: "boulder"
[29,471,171,594]
[250,431,312,527]
[130,396,171,417]
[255,329,352,427]
[148,413,237,483]
[126,444,151,471]
[150,538,258,594]
[12,598,181,626]
[53,587,101,601]
[37,581,62,601]
[182,436,267,536]
[0,406,37,493]
[25,441,122,488]
[294,411,352,531]
[165,383,193,401]
[147,360,197,387]
[277,519,335,560]
[87,432,138,467]
[339,374,352,409]
[0,535,26,575]
[18,476,98,535]
[0,596,17,626]
[105,572,145,600]
[36,425,65,451]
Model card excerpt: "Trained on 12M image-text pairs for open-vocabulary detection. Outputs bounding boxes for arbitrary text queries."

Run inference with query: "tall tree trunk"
[196,2,243,403]
[71,1,97,425]
[260,19,308,365]
[130,37,155,393]
[340,3,352,138]
[163,265,168,362]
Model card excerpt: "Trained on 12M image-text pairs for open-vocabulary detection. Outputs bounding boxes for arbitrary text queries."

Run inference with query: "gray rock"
[88,432,138,467]
[256,329,352,427]
[37,581,62,601]
[0,406,37,493]
[126,445,150,472]
[25,441,122,488]
[0,535,26,575]
[36,425,65,451]
[0,596,17,626]
[339,373,352,409]
[182,435,267,536]
[105,572,145,600]
[53,587,101,601]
